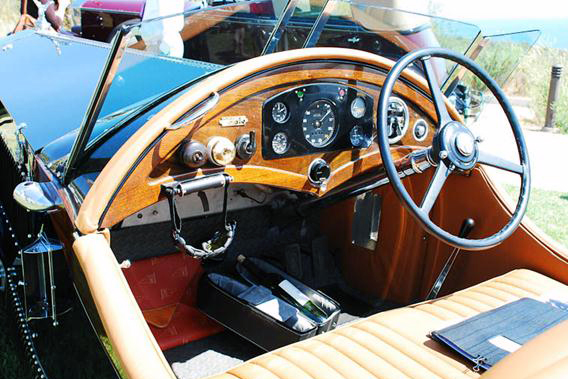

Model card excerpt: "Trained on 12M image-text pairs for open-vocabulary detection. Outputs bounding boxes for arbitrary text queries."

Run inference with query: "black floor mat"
[164,331,263,379]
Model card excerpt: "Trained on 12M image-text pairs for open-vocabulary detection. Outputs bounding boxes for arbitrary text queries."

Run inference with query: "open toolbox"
[198,257,341,351]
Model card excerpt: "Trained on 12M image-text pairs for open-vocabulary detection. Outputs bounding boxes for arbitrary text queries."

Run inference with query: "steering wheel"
[377,48,531,250]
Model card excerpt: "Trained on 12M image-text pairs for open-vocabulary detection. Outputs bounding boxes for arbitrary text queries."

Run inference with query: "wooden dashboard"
[98,60,443,229]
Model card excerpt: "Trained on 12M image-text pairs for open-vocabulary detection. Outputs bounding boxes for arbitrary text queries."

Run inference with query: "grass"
[505,184,568,248]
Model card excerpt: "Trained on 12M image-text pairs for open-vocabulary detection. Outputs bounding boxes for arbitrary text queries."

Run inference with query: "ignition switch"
[308,158,331,186]
[236,131,257,160]
[180,141,207,168]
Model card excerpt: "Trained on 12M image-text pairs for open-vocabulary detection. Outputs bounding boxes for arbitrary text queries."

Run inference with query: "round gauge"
[272,132,290,155]
[413,119,428,142]
[350,97,366,119]
[349,125,371,148]
[302,100,337,148]
[387,97,409,144]
[272,102,289,124]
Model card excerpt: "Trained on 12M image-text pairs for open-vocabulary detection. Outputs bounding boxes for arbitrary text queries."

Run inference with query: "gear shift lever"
[426,218,475,300]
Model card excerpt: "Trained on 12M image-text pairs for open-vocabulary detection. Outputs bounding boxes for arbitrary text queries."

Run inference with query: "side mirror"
[13,181,62,212]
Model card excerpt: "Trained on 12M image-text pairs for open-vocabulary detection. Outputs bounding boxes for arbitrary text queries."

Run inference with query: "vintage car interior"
[1,1,568,379]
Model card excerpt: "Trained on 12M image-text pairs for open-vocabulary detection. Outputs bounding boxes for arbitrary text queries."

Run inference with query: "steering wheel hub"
[456,132,475,157]
[435,121,478,171]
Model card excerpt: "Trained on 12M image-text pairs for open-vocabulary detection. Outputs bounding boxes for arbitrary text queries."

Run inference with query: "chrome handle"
[167,92,220,130]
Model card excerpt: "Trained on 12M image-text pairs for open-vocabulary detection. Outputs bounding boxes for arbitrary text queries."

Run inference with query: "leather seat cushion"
[207,269,568,379]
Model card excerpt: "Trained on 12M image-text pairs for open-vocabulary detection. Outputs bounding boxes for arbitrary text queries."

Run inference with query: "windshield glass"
[86,2,483,152]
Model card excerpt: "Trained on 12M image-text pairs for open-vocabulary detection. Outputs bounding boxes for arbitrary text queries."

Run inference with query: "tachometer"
[302,100,337,148]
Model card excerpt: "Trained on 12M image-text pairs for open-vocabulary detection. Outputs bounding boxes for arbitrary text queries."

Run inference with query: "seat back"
[481,319,568,379]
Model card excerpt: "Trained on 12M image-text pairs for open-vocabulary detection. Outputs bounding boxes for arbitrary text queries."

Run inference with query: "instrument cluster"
[262,83,375,160]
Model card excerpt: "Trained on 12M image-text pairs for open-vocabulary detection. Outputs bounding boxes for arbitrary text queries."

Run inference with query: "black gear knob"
[459,218,475,238]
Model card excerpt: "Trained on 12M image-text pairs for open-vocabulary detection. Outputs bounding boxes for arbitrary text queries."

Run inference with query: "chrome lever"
[167,92,220,130]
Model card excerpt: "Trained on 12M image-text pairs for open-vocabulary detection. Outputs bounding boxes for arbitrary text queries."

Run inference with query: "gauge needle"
[320,110,331,122]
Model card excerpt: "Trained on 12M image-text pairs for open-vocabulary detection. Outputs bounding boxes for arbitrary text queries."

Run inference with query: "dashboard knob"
[180,141,207,168]
[207,137,236,166]
[308,158,331,186]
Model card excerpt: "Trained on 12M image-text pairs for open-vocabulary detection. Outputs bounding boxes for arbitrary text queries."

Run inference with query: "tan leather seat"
[208,269,568,379]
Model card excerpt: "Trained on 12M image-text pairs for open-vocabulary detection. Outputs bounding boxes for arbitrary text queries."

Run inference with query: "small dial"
[272,102,289,124]
[272,132,290,154]
[387,97,409,144]
[349,125,371,148]
[302,100,337,148]
[350,97,366,119]
[413,119,428,141]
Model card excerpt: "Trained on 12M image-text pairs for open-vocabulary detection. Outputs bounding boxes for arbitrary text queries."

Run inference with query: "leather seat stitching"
[292,344,374,379]
[270,351,318,379]
[447,293,496,309]
[280,346,345,378]
[304,339,382,379]
[343,325,451,379]
[408,306,448,320]
[325,330,414,379]
[363,320,475,377]
[453,291,506,306]
[247,360,312,379]
[489,280,540,296]
[425,301,472,317]
[465,287,518,302]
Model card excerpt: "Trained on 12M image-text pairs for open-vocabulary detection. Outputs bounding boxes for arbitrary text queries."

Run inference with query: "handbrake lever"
[426,218,475,300]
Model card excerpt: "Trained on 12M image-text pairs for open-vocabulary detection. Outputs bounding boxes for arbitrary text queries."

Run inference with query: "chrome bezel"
[302,99,338,148]
[412,119,429,142]
[272,132,290,155]
[350,97,366,119]
[387,96,410,144]
[271,102,289,124]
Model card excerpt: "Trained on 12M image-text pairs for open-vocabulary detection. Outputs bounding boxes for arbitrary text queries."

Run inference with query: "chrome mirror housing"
[13,181,62,212]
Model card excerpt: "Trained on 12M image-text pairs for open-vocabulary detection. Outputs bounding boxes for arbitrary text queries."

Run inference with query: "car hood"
[0,31,221,160]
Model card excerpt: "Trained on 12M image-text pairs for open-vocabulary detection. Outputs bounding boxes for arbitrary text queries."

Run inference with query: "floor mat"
[122,252,224,350]
[165,331,263,379]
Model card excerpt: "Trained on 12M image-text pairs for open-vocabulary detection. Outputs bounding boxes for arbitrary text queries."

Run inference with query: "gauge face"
[272,102,289,124]
[349,125,371,148]
[272,132,290,154]
[350,97,366,119]
[302,100,337,148]
[387,97,409,144]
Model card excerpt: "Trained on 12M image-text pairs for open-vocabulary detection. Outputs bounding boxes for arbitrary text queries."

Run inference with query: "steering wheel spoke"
[478,150,523,175]
[422,57,452,126]
[420,160,451,215]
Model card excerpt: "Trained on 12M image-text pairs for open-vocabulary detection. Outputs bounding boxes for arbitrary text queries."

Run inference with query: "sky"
[433,0,568,20]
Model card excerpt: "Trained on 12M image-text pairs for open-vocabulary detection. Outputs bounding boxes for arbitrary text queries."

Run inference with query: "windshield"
[85,1,483,153]
[0,0,537,181]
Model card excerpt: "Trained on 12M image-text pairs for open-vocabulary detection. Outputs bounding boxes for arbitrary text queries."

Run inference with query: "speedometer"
[302,100,337,148]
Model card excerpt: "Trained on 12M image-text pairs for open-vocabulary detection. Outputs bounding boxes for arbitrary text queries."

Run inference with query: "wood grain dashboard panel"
[101,61,442,228]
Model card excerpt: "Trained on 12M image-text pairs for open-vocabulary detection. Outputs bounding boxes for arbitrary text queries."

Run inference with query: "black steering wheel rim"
[377,47,531,251]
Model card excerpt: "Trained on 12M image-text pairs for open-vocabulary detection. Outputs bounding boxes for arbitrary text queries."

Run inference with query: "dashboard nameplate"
[220,116,248,127]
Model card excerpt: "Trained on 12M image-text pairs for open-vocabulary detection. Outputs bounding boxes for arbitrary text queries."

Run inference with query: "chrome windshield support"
[262,0,300,55]
[63,21,135,184]
[303,0,335,48]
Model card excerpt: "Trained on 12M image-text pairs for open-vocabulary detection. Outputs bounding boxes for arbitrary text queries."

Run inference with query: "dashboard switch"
[308,158,331,186]
[180,141,207,168]
[236,131,256,160]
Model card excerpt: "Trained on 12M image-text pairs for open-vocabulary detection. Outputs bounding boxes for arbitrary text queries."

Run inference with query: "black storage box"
[198,258,341,351]
[198,273,318,351]
[236,257,341,334]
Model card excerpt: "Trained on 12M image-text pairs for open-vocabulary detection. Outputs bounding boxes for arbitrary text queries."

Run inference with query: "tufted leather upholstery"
[207,269,568,379]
